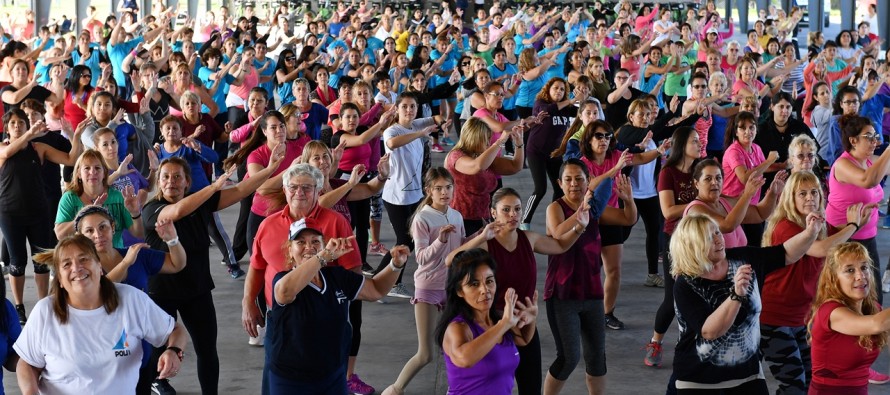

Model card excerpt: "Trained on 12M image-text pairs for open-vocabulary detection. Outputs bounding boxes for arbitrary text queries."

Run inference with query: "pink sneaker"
[869,368,890,384]
[431,143,445,153]
[368,242,387,256]
[347,374,375,395]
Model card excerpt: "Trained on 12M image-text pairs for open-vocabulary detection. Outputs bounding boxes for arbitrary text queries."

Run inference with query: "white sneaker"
[387,283,412,299]
[882,270,890,294]
[248,325,265,347]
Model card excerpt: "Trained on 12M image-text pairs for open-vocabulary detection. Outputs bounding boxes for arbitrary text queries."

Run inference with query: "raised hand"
[268,142,286,169]
[513,290,538,328]
[348,164,368,186]
[438,224,457,243]
[636,131,653,150]
[377,153,391,180]
[331,138,348,163]
[214,165,236,189]
[324,235,357,260]
[116,154,137,177]
[733,264,753,297]
[743,175,766,197]
[122,243,148,267]
[770,170,788,195]
[501,288,521,328]
[123,185,141,215]
[155,218,179,242]
[390,244,411,268]
[616,174,633,201]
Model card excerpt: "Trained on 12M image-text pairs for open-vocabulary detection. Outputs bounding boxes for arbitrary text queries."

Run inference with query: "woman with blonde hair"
[445,118,525,235]
[809,242,890,393]
[515,48,556,118]
[669,213,819,394]
[759,171,868,394]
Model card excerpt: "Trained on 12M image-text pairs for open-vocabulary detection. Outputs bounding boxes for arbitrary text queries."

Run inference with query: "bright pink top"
[334,130,372,171]
[684,199,747,248]
[826,152,882,239]
[582,150,626,208]
[722,141,765,204]
[247,137,310,216]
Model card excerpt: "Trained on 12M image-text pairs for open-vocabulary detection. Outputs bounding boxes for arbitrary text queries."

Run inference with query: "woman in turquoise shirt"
[516,48,556,118]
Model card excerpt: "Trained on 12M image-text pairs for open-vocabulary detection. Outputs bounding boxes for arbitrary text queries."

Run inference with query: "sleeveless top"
[826,152,881,240]
[321,178,352,223]
[443,315,519,395]
[445,150,498,221]
[545,199,604,301]
[684,198,747,248]
[488,231,536,312]
[0,144,48,213]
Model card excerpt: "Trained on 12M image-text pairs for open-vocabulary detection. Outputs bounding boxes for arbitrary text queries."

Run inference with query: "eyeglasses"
[858,133,880,142]
[842,100,861,105]
[795,153,815,160]
[285,56,296,61]
[593,132,612,141]
[692,84,708,89]
[285,184,316,193]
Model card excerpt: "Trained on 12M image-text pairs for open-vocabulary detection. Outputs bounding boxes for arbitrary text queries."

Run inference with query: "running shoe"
[387,284,412,299]
[441,137,455,146]
[605,313,625,330]
[248,324,265,347]
[347,374,375,395]
[151,378,177,395]
[431,143,445,153]
[229,266,246,280]
[644,273,665,288]
[644,341,663,367]
[361,262,376,277]
[368,242,388,256]
[15,304,25,325]
[882,215,890,229]
[869,368,890,384]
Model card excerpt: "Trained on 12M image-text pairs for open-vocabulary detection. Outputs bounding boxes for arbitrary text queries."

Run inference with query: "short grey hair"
[282,163,324,191]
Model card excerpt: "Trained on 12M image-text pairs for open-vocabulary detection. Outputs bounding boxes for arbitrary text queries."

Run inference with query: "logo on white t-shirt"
[113,328,131,357]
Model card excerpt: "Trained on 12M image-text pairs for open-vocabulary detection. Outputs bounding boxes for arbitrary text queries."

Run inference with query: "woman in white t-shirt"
[14,235,188,395]
[375,91,451,297]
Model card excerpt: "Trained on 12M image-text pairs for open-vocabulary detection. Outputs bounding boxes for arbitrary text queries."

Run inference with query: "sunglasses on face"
[593,132,612,140]
[286,56,296,61]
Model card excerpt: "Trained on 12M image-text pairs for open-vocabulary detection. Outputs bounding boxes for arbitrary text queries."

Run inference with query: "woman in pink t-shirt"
[826,115,890,306]
[809,242,890,394]
[686,158,783,249]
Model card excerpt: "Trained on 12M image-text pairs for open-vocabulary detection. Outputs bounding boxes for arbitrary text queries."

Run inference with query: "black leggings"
[654,233,675,335]
[374,201,420,284]
[632,196,664,275]
[150,292,219,395]
[340,170,374,265]
[246,212,266,258]
[522,151,563,225]
[212,112,229,177]
[232,163,252,261]
[0,211,53,277]
[515,329,542,395]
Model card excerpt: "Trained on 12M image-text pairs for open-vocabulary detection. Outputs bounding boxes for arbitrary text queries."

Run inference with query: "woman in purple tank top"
[446,188,587,395]
[543,159,638,394]
[435,249,538,395]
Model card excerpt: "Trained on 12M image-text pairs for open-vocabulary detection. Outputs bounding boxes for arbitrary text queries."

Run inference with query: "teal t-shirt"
[55,189,134,249]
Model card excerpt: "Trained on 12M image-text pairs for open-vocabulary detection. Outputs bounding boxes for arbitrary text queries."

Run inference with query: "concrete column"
[878,1,889,51]
[807,0,824,33]
[33,0,51,37]
[188,0,198,20]
[738,0,750,32]
[840,0,854,30]
[75,0,90,33]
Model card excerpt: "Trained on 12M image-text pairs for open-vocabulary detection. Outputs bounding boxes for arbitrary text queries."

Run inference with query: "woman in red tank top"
[446,187,587,395]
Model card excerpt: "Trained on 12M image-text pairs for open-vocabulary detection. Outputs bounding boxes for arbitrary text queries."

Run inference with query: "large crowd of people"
[0,0,888,394]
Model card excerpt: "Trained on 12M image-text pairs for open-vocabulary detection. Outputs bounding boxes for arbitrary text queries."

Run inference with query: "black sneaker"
[15,304,26,325]
[361,263,375,276]
[605,313,625,330]
[152,378,176,395]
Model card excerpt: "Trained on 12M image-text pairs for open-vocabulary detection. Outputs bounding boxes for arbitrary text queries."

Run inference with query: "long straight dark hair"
[435,248,500,347]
